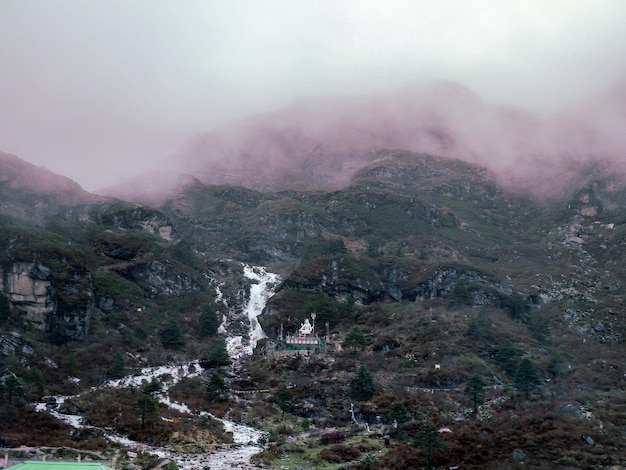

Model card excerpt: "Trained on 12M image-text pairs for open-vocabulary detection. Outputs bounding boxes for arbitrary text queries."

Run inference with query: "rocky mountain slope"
[0,145,625,468]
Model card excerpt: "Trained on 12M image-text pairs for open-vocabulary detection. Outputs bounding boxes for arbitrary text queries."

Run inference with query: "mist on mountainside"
[98,78,626,204]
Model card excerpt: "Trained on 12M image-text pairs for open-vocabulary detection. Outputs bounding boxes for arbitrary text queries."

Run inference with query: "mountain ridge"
[0,136,625,466]
[89,79,626,212]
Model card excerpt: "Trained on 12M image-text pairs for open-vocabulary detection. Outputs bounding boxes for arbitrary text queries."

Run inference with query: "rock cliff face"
[47,268,94,344]
[88,204,180,242]
[0,261,94,343]
[1,262,54,329]
[281,257,511,306]
[60,202,180,242]
[120,259,201,298]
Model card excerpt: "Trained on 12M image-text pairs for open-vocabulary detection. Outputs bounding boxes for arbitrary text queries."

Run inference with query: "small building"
[274,315,327,356]
[281,333,325,353]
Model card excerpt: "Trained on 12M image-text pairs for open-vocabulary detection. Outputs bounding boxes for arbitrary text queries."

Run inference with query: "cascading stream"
[32,264,280,469]
[225,264,280,359]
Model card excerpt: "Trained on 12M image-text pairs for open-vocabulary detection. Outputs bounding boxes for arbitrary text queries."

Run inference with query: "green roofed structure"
[5,462,114,470]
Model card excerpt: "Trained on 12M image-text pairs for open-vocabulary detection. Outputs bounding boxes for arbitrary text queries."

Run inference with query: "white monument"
[299,318,313,336]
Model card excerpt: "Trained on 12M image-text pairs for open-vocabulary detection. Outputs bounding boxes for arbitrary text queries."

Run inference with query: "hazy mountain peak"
[0,151,88,196]
[96,170,203,205]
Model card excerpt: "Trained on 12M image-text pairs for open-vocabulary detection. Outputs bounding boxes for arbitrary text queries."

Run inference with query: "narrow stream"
[36,362,267,469]
[34,264,279,469]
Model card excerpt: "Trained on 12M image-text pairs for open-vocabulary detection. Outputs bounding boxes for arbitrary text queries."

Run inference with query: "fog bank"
[1,1,625,191]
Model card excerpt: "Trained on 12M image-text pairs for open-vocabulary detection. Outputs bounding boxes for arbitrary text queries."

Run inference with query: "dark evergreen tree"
[160,318,185,349]
[274,384,293,418]
[413,421,446,468]
[514,357,542,399]
[527,311,551,343]
[23,367,45,398]
[199,307,221,337]
[350,364,376,400]
[464,373,486,414]
[343,327,367,352]
[367,238,382,257]
[388,401,411,424]
[135,394,160,429]
[108,351,127,379]
[64,354,78,377]
[546,355,561,379]
[203,338,231,368]
[465,312,493,341]
[495,340,519,376]
[172,239,202,268]
[142,377,162,396]
[206,372,229,401]
[450,283,473,306]
[507,293,531,322]
[1,373,24,404]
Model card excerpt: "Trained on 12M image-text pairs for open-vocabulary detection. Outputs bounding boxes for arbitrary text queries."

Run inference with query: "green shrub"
[506,293,531,322]
[170,239,203,269]
[465,312,494,341]
[93,271,143,303]
[302,237,347,259]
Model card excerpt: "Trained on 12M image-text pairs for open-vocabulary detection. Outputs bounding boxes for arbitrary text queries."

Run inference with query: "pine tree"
[64,354,78,377]
[206,372,229,401]
[495,340,518,376]
[142,377,162,396]
[465,313,493,341]
[108,352,127,379]
[24,367,45,398]
[275,385,293,418]
[199,307,221,337]
[514,357,542,399]
[413,421,446,468]
[135,394,159,429]
[1,374,24,404]
[350,364,376,400]
[203,338,231,368]
[464,373,486,414]
[388,401,411,423]
[343,327,367,352]
[160,319,185,349]
[507,293,531,322]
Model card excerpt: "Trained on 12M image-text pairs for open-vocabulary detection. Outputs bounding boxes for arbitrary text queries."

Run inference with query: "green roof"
[6,462,114,470]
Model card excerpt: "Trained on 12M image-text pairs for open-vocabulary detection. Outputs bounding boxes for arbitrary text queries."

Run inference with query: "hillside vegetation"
[0,150,625,468]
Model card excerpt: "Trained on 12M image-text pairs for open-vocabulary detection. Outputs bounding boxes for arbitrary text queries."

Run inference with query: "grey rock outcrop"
[283,258,510,306]
[1,262,55,329]
[0,261,94,343]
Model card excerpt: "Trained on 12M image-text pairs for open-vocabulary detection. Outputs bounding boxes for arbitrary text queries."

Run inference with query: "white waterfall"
[225,265,280,359]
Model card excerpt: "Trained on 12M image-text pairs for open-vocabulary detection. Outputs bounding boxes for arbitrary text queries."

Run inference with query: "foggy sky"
[1,0,626,191]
